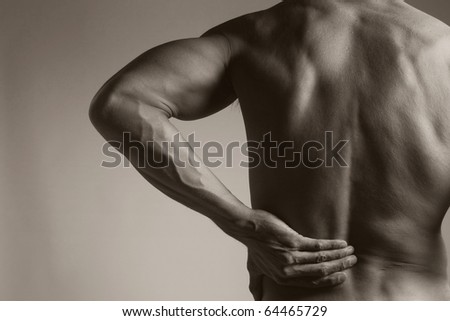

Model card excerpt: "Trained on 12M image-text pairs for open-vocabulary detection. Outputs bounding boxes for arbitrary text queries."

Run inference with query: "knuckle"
[337,276,346,284]
[292,239,303,248]
[316,253,327,263]
[315,242,323,251]
[330,277,341,285]
[287,254,297,265]
[346,257,355,267]
[281,253,293,264]
[330,274,346,286]
[319,266,329,276]
[282,265,295,278]
[293,255,302,264]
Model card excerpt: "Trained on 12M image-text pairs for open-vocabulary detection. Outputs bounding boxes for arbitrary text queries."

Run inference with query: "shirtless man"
[89,0,450,300]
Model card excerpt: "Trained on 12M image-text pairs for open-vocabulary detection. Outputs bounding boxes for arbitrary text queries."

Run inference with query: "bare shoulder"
[391,2,450,65]
[202,3,293,51]
[394,2,450,42]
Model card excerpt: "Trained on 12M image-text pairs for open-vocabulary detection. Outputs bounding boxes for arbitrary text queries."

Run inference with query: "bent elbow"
[89,80,172,141]
[89,84,121,136]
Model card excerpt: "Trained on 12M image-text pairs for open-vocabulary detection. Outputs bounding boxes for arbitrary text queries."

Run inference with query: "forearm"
[92,98,254,241]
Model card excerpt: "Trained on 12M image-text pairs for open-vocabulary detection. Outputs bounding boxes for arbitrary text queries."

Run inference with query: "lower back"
[251,174,450,300]
[261,252,450,300]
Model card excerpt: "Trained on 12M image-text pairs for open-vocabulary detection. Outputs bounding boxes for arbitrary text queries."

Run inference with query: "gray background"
[0,0,449,300]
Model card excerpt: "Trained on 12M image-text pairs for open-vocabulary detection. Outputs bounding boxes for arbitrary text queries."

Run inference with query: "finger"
[290,246,354,264]
[274,272,347,288]
[299,237,348,251]
[308,272,347,288]
[284,255,357,278]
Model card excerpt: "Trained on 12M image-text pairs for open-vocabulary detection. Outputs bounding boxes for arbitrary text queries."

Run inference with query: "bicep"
[107,35,236,120]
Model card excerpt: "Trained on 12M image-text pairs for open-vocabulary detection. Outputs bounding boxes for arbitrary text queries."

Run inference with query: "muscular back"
[217,0,450,299]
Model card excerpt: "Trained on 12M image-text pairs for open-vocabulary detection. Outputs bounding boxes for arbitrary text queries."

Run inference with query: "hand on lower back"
[241,209,357,288]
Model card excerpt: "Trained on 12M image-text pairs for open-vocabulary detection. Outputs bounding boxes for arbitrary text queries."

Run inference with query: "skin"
[90,0,450,300]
